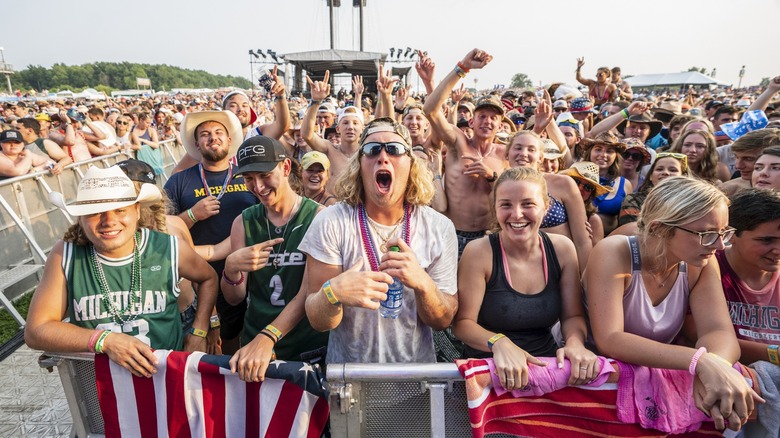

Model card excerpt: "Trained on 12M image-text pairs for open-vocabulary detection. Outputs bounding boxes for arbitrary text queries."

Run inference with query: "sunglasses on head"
[623,151,644,161]
[360,141,410,157]
[656,152,686,160]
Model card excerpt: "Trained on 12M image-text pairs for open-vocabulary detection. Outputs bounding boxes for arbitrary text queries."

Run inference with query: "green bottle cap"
[389,245,400,252]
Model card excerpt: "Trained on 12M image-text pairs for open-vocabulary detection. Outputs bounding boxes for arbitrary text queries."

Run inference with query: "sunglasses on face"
[360,141,410,157]
[116,120,129,125]
[576,180,595,192]
[623,152,644,161]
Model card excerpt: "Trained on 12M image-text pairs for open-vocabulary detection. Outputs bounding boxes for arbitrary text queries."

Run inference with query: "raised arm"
[587,101,648,138]
[575,57,595,87]
[259,66,290,140]
[423,49,493,147]
[302,71,335,153]
[374,67,397,119]
[415,51,436,95]
[748,75,780,112]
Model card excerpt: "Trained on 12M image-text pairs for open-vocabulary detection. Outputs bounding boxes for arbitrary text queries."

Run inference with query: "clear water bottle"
[380,246,403,319]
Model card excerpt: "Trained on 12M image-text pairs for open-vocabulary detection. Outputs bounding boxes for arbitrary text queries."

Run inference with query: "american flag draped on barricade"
[94,350,329,438]
[456,357,759,438]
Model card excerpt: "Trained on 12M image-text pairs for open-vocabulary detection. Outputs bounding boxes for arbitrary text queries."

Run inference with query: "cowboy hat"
[620,137,652,166]
[580,132,626,152]
[651,100,682,116]
[49,166,161,216]
[559,161,611,196]
[617,113,663,140]
[180,110,243,161]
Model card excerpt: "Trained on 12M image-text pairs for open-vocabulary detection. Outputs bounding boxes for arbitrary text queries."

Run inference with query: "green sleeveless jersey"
[241,197,328,361]
[64,228,183,350]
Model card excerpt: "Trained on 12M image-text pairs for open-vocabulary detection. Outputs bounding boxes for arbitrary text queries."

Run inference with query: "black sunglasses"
[116,120,129,125]
[623,152,644,161]
[576,180,595,192]
[360,141,410,157]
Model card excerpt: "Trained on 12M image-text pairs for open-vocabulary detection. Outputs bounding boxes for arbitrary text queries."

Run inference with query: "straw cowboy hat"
[49,166,161,216]
[559,161,611,196]
[651,100,683,116]
[180,110,243,161]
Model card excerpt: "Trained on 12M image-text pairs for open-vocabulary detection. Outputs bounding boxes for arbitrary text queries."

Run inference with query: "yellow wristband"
[189,327,208,338]
[488,333,506,351]
[322,280,340,305]
[768,345,780,365]
[264,324,283,341]
[209,315,221,329]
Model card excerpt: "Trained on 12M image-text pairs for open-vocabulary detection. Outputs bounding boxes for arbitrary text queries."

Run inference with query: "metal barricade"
[38,352,104,438]
[326,363,513,438]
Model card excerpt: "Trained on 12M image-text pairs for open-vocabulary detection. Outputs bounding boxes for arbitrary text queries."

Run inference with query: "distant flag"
[95,350,329,438]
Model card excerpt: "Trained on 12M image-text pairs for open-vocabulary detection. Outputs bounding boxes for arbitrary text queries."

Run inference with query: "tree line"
[14,62,252,93]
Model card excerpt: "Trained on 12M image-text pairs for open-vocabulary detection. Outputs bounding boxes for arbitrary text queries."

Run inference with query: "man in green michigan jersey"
[25,165,218,378]
[222,136,328,382]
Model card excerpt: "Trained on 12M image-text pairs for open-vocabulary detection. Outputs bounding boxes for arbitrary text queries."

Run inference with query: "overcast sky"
[1,0,777,93]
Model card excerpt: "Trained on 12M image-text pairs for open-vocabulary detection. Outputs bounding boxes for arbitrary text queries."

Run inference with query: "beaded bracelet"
[222,270,245,286]
[264,324,283,341]
[487,333,506,351]
[768,345,780,365]
[88,330,104,353]
[187,208,198,223]
[94,330,111,354]
[322,280,340,305]
[689,347,707,375]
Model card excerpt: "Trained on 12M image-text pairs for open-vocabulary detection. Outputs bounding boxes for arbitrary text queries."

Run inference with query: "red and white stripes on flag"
[95,350,329,438]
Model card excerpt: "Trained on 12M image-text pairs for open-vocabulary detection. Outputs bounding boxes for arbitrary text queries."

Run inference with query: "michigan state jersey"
[63,228,183,350]
[241,197,328,361]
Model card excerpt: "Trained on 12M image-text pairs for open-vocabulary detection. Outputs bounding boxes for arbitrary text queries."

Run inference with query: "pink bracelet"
[88,330,104,353]
[689,347,707,375]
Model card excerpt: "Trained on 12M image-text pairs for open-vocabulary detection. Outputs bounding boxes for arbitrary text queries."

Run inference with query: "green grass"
[0,291,33,344]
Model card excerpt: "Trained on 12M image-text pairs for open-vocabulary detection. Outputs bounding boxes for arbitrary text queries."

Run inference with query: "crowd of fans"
[12,49,780,433]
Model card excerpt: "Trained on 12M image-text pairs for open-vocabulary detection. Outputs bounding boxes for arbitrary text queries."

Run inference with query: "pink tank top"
[622,236,689,344]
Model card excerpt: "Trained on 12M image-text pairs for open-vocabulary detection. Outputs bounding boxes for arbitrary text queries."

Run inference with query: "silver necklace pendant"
[272,257,281,269]
[379,242,388,253]
[275,226,282,234]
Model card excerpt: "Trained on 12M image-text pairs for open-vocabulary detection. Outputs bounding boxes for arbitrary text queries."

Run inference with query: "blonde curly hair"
[335,118,434,206]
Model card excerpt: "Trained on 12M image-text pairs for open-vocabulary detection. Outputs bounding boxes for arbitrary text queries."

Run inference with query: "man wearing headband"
[302,118,458,363]
[26,166,218,378]
[164,111,257,354]
[423,49,508,258]
[302,71,366,188]
[221,137,328,382]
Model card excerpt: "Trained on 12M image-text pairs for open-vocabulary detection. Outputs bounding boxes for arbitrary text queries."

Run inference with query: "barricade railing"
[0,139,183,321]
[39,354,489,438]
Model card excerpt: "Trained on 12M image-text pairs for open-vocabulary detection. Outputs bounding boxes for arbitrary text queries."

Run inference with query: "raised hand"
[352,75,365,96]
[459,48,493,70]
[376,67,398,96]
[415,51,435,83]
[269,65,286,96]
[451,83,467,103]
[576,57,585,70]
[306,70,331,101]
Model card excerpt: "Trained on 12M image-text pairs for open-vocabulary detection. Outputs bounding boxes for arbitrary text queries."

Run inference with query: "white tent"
[624,72,730,88]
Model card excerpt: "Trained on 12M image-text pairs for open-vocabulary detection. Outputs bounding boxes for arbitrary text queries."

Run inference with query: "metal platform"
[0,345,71,437]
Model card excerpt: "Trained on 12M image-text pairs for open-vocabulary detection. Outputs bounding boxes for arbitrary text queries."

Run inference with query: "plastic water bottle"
[380,246,403,319]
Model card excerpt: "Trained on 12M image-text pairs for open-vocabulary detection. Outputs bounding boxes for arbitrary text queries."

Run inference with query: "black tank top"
[462,232,562,359]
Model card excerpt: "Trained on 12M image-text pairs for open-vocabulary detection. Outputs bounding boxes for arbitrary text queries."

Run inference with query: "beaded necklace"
[358,203,411,272]
[89,231,143,326]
